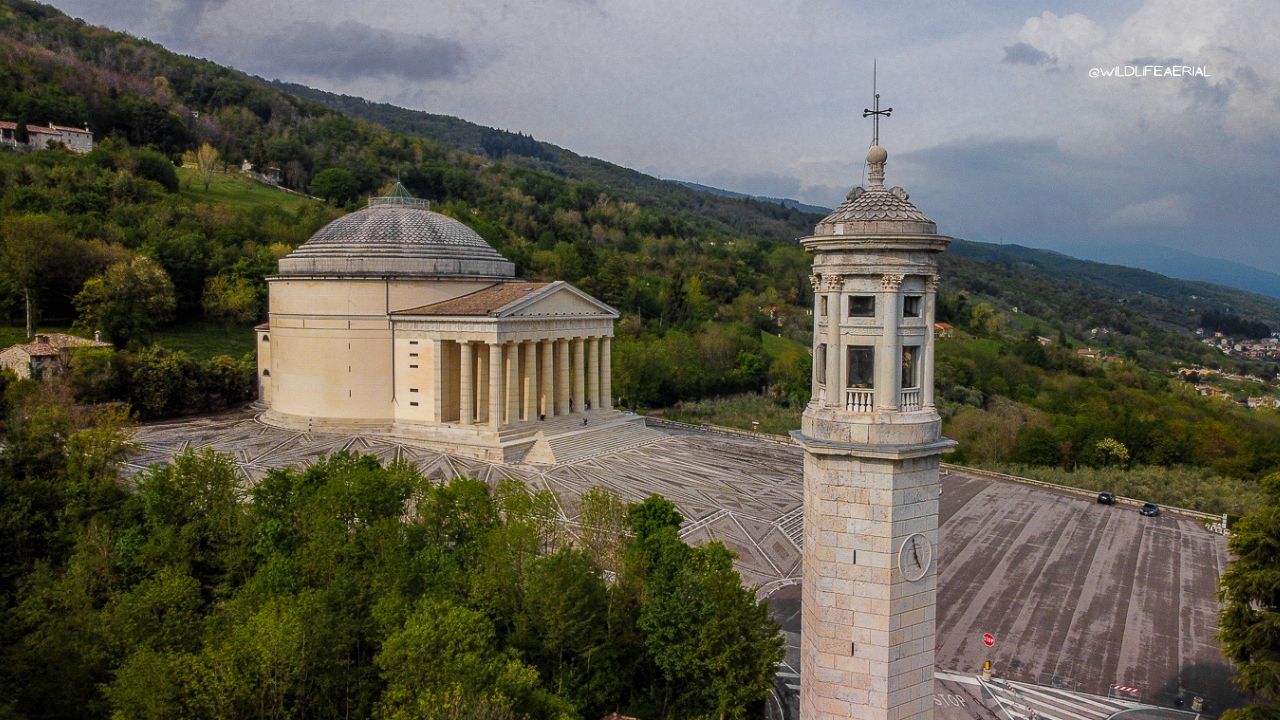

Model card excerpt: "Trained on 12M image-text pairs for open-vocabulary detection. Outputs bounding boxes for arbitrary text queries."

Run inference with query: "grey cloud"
[168,0,228,36]
[1003,42,1052,66]
[246,20,469,82]
[1183,76,1231,107]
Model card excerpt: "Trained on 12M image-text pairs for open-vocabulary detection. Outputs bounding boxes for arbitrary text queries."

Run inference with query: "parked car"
[1140,502,1161,517]
[1097,491,1116,505]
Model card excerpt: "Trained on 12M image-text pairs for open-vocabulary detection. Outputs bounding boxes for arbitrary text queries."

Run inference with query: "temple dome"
[277,184,515,278]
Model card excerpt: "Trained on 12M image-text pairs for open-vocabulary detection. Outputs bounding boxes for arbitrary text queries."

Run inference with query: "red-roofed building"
[0,332,111,380]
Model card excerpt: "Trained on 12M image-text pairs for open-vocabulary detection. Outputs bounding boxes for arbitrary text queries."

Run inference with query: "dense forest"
[0,385,782,720]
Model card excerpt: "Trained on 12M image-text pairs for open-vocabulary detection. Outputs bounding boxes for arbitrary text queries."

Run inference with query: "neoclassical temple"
[256,185,654,463]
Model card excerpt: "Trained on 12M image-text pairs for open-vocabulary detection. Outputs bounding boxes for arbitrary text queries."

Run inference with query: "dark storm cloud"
[1003,42,1052,66]
[249,20,470,82]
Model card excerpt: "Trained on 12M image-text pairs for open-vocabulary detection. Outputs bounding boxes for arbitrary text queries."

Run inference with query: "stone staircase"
[541,420,666,464]
[257,407,665,465]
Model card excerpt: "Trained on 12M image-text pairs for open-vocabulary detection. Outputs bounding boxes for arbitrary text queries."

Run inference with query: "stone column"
[824,274,843,407]
[588,336,600,410]
[573,337,585,413]
[459,341,473,425]
[476,345,488,424]
[505,342,520,424]
[522,340,537,421]
[488,342,502,429]
[809,275,822,401]
[923,276,939,409]
[601,336,612,408]
[877,274,904,411]
[556,338,571,415]
[540,339,554,418]
[432,339,444,423]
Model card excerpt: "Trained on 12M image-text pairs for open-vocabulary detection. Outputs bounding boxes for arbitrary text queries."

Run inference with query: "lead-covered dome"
[277,184,515,278]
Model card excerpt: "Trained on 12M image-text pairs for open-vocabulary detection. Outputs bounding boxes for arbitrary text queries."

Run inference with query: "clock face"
[898,533,932,582]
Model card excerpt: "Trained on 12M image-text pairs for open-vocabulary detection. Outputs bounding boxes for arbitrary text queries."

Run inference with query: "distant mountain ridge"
[263,80,824,244]
[1051,241,1280,300]
[948,239,1280,332]
[670,181,831,214]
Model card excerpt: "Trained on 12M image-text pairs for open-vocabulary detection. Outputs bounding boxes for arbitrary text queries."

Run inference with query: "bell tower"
[793,139,955,720]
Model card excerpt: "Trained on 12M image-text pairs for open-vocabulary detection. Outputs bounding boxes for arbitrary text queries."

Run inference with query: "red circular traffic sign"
[983,633,995,647]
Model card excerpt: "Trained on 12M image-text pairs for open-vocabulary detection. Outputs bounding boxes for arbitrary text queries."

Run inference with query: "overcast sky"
[50,0,1280,275]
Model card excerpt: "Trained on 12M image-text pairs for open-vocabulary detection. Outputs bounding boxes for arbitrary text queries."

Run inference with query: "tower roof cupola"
[813,145,936,236]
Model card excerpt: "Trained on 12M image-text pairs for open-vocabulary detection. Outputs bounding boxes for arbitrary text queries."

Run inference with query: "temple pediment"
[501,282,618,318]
[394,280,618,319]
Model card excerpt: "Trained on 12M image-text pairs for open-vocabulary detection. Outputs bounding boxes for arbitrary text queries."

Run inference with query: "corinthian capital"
[822,274,845,292]
[925,275,940,292]
[809,274,822,292]
[880,273,905,291]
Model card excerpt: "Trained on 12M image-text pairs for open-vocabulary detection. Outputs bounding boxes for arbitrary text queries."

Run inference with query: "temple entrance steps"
[528,418,666,465]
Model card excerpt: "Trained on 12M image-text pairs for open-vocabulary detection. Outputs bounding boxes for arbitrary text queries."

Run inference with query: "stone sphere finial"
[867,145,888,164]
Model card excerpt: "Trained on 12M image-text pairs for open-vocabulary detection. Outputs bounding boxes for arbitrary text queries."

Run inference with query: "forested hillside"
[2,0,1280,507]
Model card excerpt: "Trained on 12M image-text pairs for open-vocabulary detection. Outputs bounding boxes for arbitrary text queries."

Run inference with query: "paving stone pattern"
[131,411,1235,707]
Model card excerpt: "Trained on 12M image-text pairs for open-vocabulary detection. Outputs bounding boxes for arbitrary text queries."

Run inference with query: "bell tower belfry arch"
[793,128,956,719]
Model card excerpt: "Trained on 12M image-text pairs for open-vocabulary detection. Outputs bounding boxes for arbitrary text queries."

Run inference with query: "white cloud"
[1106,194,1192,227]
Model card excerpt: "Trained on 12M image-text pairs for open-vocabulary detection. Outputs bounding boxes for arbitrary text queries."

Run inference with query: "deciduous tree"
[1219,473,1280,720]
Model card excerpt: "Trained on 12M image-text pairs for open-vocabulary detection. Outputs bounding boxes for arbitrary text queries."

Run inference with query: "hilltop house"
[0,333,111,380]
[0,122,95,153]
[933,322,953,339]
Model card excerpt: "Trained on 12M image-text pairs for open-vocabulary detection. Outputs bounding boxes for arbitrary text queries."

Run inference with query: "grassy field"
[151,321,258,362]
[0,321,256,363]
[663,393,803,436]
[177,167,325,214]
[761,330,809,359]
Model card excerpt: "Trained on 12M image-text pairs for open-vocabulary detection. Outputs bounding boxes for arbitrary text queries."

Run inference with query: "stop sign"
[983,633,995,647]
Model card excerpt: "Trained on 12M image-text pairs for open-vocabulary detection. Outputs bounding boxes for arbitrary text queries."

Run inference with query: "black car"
[1097,491,1116,505]
[1140,502,1161,517]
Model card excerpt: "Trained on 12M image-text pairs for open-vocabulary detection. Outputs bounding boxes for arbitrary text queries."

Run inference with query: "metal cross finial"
[862,60,892,147]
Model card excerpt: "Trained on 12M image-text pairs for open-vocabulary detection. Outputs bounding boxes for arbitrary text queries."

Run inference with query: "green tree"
[201,274,261,325]
[595,253,627,308]
[1096,437,1130,469]
[1219,473,1280,720]
[192,142,222,192]
[311,168,360,206]
[662,266,691,327]
[74,257,176,347]
[0,215,83,339]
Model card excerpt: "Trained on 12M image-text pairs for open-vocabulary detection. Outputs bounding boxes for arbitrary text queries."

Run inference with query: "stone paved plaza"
[130,410,1235,709]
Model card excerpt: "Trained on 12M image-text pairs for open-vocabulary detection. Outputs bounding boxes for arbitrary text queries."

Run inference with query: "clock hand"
[912,538,922,568]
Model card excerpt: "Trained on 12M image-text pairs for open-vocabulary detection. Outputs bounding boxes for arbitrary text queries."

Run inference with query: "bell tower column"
[876,274,904,411]
[795,143,955,720]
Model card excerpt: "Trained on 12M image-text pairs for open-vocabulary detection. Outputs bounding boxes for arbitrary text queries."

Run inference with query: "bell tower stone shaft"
[793,145,956,720]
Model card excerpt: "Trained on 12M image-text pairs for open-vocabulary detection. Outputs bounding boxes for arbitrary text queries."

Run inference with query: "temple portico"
[389,289,615,428]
